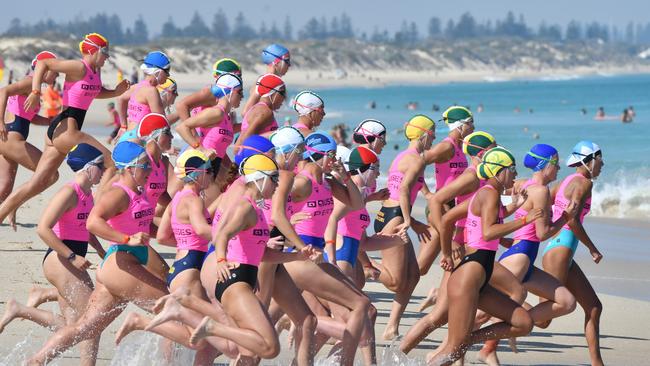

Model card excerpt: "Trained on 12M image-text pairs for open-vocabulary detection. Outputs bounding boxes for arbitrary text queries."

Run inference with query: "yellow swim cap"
[477,146,516,180]
[404,114,435,141]
[240,154,279,183]
[175,148,210,181]
[463,131,496,157]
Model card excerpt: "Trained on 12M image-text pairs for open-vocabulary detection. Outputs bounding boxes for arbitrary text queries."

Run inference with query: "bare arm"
[87,187,147,245]
[88,234,106,259]
[398,158,425,226]
[175,87,214,121]
[271,171,307,250]
[428,170,477,231]
[187,195,213,240]
[176,107,223,147]
[423,140,454,165]
[0,77,31,124]
[144,86,165,114]
[116,90,131,127]
[323,199,349,264]
[480,188,541,241]
[156,203,176,246]
[530,185,569,241]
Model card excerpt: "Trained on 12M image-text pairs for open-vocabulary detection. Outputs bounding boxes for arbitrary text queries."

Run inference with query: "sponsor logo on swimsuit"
[218,128,233,136]
[149,182,166,190]
[80,84,101,91]
[360,213,370,222]
[76,212,90,220]
[253,228,270,236]
[134,208,155,219]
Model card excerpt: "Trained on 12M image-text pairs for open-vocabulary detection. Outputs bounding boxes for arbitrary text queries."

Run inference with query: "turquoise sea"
[304,74,650,220]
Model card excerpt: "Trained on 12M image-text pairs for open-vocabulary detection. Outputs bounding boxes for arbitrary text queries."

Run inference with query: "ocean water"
[294,73,650,220]
[90,73,650,220]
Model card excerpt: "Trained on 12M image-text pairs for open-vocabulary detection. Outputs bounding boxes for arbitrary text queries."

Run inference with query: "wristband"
[191,141,200,149]
[217,257,227,263]
[121,235,130,244]
[325,240,336,245]
[31,89,41,95]
[521,216,527,225]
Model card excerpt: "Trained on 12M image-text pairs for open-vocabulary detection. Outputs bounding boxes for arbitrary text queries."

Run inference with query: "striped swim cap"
[212,58,242,78]
[175,148,211,182]
[566,140,601,167]
[462,131,496,157]
[31,51,56,70]
[404,114,435,140]
[353,119,386,144]
[443,106,473,130]
[256,74,285,97]
[79,33,109,56]
[477,146,516,180]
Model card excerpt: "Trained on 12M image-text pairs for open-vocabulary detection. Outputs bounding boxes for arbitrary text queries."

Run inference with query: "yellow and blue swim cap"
[477,146,516,180]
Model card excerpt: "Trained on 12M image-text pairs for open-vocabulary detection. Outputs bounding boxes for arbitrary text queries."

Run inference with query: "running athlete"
[428,147,541,365]
[281,132,373,366]
[418,106,476,275]
[237,74,286,144]
[116,51,170,134]
[105,102,121,144]
[189,154,282,360]
[0,33,130,224]
[0,51,58,229]
[372,115,435,340]
[25,141,167,365]
[542,141,605,366]
[291,90,325,136]
[477,143,578,364]
[242,44,290,114]
[176,73,243,192]
[175,58,241,121]
[0,144,105,366]
[401,131,497,353]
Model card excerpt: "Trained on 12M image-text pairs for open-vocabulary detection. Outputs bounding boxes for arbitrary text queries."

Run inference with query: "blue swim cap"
[234,135,274,166]
[112,141,147,169]
[143,51,171,71]
[261,44,290,65]
[303,132,337,160]
[524,144,558,171]
[67,143,103,172]
[117,128,138,144]
[210,73,243,98]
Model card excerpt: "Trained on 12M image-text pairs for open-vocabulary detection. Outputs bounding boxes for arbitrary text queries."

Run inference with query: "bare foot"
[418,287,438,312]
[115,312,145,344]
[152,294,171,314]
[508,337,518,353]
[382,324,399,341]
[477,347,500,366]
[145,296,183,331]
[275,314,291,334]
[190,317,216,346]
[0,299,19,333]
[26,286,56,308]
[8,210,17,231]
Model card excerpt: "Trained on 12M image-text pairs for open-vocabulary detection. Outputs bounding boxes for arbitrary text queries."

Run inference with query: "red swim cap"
[31,51,57,70]
[79,33,109,55]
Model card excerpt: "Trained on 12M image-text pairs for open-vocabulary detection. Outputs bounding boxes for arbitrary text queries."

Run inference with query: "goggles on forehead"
[405,122,435,137]
[83,38,109,56]
[487,161,516,173]
[527,151,558,166]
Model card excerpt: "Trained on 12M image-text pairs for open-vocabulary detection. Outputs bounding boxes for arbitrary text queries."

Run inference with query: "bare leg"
[0,298,65,332]
[27,286,59,308]
[416,226,440,276]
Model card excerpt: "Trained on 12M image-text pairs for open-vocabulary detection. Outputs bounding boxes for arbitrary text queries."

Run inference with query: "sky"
[2,0,649,36]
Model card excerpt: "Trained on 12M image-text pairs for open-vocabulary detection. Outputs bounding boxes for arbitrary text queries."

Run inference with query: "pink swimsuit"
[197,105,234,158]
[225,196,270,266]
[171,189,211,252]
[107,182,154,244]
[435,137,468,190]
[127,81,153,124]
[513,179,541,241]
[465,185,503,251]
[62,60,102,110]
[552,173,592,229]
[240,102,279,135]
[291,171,334,238]
[145,153,167,205]
[7,93,37,120]
[52,183,93,242]
[455,166,486,228]
[387,148,424,205]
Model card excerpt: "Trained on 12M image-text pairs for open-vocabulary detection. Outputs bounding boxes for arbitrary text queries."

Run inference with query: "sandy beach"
[0,125,649,365]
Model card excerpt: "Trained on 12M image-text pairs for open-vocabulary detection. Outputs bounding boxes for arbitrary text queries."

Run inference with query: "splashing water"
[111,331,195,366]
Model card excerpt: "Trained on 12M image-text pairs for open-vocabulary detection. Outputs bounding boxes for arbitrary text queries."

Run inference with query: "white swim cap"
[292,91,324,116]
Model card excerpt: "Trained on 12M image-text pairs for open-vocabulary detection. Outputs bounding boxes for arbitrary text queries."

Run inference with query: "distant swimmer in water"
[581,108,588,115]
[477,103,484,113]
[594,107,619,121]
[627,105,636,119]
[621,108,633,123]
